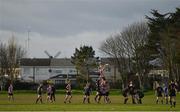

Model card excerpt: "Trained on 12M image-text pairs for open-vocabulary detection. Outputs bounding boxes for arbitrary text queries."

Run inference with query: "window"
[54,70,62,73]
[105,67,111,72]
[69,69,76,73]
[71,80,76,85]
[36,68,48,75]
[23,67,31,74]
[55,80,65,84]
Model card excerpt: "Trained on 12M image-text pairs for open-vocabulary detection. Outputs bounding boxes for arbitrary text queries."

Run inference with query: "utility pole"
[33,66,35,83]
[27,26,31,57]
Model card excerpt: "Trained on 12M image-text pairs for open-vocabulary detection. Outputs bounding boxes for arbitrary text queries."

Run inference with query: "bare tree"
[159,26,180,81]
[121,22,149,89]
[0,43,8,77]
[0,37,27,81]
[100,21,149,89]
[100,34,131,89]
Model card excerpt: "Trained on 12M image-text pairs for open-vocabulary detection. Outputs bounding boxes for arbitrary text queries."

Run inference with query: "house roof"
[51,58,74,66]
[20,57,123,67]
[100,57,120,65]
[20,58,74,66]
[20,58,51,66]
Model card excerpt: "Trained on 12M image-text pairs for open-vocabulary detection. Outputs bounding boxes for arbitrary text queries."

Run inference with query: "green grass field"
[0,91,179,111]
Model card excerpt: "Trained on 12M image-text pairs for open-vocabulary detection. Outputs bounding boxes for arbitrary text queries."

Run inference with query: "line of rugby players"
[6,63,178,107]
[85,63,111,104]
[122,81,144,104]
[154,80,178,108]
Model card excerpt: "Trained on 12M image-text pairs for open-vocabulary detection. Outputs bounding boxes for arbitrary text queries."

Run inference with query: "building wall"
[50,78,76,85]
[20,66,77,82]
[50,66,77,75]
[20,66,50,82]
[20,64,121,83]
[104,65,121,82]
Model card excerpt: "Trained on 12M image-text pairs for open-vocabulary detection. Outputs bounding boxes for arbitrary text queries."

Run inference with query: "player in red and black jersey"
[64,80,72,103]
[169,80,178,108]
[155,85,164,104]
[8,83,14,101]
[122,87,129,104]
[94,78,101,103]
[36,84,43,104]
[128,81,136,104]
[50,84,56,102]
[83,82,92,103]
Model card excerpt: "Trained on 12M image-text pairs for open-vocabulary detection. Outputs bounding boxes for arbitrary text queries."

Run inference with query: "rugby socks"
[173,102,176,107]
[83,97,86,103]
[170,100,173,108]
[132,98,136,104]
[40,99,43,104]
[69,96,72,103]
[94,95,98,102]
[87,98,90,103]
[124,98,128,104]
[97,96,101,103]
[170,100,172,105]
[166,99,168,104]
[139,99,142,104]
[36,98,43,104]
[156,99,158,104]
[36,99,39,104]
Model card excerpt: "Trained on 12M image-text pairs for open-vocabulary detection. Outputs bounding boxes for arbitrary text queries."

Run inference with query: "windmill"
[44,50,61,59]
[44,50,61,74]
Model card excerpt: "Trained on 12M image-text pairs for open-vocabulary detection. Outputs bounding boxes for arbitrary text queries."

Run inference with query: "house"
[100,58,122,83]
[20,58,51,82]
[20,58,77,84]
[148,69,169,81]
[20,58,122,84]
[48,58,77,85]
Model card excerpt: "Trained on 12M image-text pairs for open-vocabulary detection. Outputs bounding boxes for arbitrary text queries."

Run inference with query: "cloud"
[1,0,178,36]
[0,29,110,58]
[0,0,179,58]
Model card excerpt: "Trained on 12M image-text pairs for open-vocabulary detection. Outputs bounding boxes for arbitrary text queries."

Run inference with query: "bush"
[110,80,122,89]
[5,80,39,90]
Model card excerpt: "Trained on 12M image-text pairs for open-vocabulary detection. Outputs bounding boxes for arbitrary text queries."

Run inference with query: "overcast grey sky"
[0,0,179,58]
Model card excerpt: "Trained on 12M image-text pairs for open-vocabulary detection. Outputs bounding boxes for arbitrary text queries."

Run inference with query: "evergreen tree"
[71,45,96,83]
[146,8,180,81]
